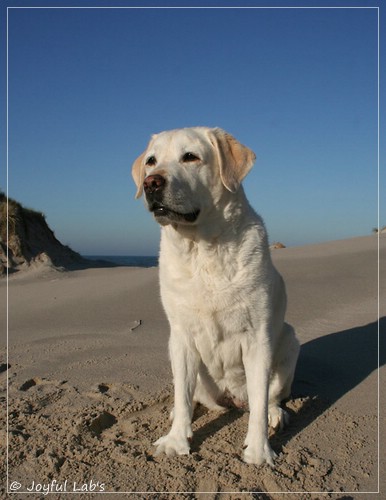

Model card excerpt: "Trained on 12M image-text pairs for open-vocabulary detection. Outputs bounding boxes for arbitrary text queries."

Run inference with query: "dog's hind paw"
[268,405,289,431]
[153,433,190,457]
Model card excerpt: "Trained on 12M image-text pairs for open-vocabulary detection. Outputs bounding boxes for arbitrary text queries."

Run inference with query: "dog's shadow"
[191,317,385,453]
[293,317,385,404]
[191,406,244,454]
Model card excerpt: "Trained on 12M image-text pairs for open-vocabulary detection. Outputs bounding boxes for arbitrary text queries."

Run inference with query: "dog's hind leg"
[193,362,225,412]
[268,323,300,431]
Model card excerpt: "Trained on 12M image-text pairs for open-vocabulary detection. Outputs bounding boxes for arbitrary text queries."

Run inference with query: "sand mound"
[0,193,88,275]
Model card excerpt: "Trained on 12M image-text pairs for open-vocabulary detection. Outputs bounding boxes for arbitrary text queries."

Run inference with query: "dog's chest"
[159,239,258,334]
[162,244,246,308]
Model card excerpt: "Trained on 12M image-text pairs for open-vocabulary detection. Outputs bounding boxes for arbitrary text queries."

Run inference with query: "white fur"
[132,127,299,466]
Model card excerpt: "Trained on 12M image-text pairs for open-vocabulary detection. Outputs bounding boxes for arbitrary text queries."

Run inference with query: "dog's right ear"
[131,152,146,199]
[208,128,256,193]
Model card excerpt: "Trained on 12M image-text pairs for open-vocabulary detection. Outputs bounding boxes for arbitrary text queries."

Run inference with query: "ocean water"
[84,255,158,267]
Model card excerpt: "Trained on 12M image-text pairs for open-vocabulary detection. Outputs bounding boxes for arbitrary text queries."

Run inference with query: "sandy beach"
[1,234,385,499]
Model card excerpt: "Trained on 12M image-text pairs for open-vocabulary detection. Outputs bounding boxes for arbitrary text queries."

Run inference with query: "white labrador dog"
[132,127,299,466]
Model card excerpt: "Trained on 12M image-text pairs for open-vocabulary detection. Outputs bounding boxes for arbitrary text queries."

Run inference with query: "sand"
[1,234,385,499]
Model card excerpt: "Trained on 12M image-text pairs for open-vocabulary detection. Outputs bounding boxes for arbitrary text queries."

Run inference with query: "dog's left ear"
[208,128,256,193]
[131,152,146,199]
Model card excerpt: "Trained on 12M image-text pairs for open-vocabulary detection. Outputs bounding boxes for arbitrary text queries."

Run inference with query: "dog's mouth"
[150,202,200,224]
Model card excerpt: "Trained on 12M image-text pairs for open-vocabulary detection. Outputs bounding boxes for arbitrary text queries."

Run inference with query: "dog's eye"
[182,152,200,163]
[146,156,157,166]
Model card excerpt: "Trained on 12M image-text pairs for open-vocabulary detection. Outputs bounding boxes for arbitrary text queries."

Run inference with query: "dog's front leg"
[154,332,199,457]
[242,339,277,466]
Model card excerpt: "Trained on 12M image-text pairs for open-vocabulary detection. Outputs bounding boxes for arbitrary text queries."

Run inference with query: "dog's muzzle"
[143,175,200,224]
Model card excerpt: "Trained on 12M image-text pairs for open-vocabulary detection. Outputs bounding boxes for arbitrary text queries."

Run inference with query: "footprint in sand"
[88,411,118,437]
[19,378,39,391]
[0,363,11,373]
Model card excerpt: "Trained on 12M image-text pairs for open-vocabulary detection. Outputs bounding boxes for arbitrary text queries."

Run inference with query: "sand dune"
[1,235,385,498]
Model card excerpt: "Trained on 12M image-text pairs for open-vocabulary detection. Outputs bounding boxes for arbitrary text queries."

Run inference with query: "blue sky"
[1,1,383,255]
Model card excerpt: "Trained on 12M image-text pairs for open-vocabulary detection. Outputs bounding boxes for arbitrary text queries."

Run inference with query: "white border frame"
[5,4,381,496]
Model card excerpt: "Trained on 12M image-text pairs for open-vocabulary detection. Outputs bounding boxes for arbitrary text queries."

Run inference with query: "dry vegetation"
[0,192,85,274]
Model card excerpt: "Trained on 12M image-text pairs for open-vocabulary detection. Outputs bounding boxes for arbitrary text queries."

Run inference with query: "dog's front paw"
[153,433,190,457]
[243,443,277,466]
[268,405,289,431]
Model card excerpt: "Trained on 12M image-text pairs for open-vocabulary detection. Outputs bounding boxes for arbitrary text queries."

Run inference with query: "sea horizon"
[83,255,158,267]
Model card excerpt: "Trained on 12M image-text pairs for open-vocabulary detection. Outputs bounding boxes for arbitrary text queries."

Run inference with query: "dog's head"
[132,127,256,226]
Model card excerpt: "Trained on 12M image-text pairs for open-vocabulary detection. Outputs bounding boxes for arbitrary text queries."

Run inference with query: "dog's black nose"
[143,174,166,195]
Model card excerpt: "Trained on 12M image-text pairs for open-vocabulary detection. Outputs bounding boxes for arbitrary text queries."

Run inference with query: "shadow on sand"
[192,317,385,459]
[293,317,385,403]
[268,316,385,455]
